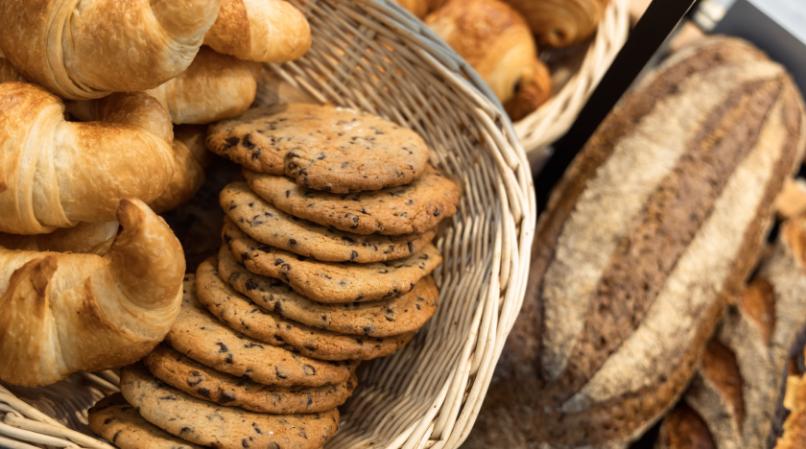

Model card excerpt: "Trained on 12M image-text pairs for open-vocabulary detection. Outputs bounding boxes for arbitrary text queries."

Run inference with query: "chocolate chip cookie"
[89,394,201,449]
[120,366,339,449]
[221,182,435,262]
[244,168,461,235]
[208,104,430,193]
[218,247,441,337]
[223,219,442,303]
[196,258,413,360]
[144,345,357,414]
[165,283,352,387]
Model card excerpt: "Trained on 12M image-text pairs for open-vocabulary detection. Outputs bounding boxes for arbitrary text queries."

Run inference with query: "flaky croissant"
[147,48,260,125]
[0,0,221,100]
[504,0,608,48]
[396,0,448,18]
[0,199,185,387]
[205,0,311,63]
[150,126,210,212]
[0,51,21,83]
[0,221,119,255]
[0,82,193,234]
[426,0,552,119]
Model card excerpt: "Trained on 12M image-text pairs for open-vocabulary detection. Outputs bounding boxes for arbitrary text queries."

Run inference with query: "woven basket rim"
[0,2,537,449]
[515,0,631,157]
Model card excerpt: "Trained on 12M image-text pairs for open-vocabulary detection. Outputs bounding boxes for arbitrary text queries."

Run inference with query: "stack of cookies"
[89,103,461,449]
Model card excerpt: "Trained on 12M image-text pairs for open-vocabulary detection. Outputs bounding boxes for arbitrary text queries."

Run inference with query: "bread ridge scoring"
[464,36,806,449]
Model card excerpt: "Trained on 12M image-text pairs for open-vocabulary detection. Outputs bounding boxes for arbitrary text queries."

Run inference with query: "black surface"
[535,0,701,211]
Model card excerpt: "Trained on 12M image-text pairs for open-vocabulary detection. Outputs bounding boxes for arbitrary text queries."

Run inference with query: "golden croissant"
[0,82,197,234]
[426,0,552,119]
[0,221,119,255]
[396,0,448,18]
[147,48,260,125]
[0,199,185,387]
[0,0,221,100]
[504,0,608,48]
[205,0,311,63]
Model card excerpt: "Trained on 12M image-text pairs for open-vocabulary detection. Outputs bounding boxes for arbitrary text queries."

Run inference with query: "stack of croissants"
[0,0,311,386]
[398,0,610,120]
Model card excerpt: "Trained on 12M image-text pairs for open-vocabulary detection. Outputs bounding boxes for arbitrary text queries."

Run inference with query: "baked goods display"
[78,101,458,449]
[465,36,806,449]
[656,216,806,449]
[399,0,609,121]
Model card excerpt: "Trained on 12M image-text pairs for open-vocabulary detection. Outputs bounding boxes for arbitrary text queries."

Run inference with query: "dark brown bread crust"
[470,36,806,448]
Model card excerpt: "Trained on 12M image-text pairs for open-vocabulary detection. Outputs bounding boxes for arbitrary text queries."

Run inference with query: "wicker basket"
[516,0,630,159]
[0,1,536,448]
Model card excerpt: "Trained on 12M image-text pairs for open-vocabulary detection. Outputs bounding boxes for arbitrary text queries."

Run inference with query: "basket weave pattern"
[0,1,536,448]
[516,0,630,158]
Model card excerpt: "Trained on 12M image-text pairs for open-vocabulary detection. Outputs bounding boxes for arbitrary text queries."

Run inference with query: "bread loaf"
[657,215,806,449]
[464,37,806,449]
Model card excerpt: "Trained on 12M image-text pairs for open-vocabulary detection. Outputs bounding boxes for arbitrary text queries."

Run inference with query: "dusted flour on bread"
[466,36,806,449]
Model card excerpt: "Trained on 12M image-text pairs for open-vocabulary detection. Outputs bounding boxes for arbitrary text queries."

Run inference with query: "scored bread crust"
[465,36,806,449]
[657,216,806,449]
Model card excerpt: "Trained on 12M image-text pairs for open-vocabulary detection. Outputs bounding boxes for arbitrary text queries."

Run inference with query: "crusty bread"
[657,216,806,449]
[465,36,806,449]
[0,0,220,100]
[0,199,185,387]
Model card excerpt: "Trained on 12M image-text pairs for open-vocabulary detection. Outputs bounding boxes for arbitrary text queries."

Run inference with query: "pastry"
[145,345,358,414]
[89,394,202,449]
[196,258,414,360]
[0,221,119,255]
[221,182,436,263]
[504,0,609,47]
[147,48,260,125]
[426,0,552,120]
[0,199,185,387]
[464,37,806,449]
[397,0,447,18]
[656,216,806,449]
[120,366,339,449]
[0,0,220,99]
[149,126,209,212]
[0,83,192,234]
[776,178,806,219]
[0,52,21,83]
[218,247,440,337]
[244,168,460,236]
[207,104,431,193]
[166,284,353,387]
[223,220,442,303]
[204,0,311,63]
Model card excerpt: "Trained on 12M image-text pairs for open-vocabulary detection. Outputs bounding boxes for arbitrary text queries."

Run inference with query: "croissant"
[0,199,185,387]
[0,82,189,234]
[426,0,552,119]
[0,0,221,100]
[150,126,210,212]
[0,51,21,83]
[147,48,260,125]
[396,0,448,18]
[204,0,311,63]
[0,221,119,255]
[504,0,608,48]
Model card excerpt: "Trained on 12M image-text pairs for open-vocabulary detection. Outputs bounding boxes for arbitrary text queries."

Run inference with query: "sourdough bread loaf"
[464,36,806,449]
[657,216,806,449]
